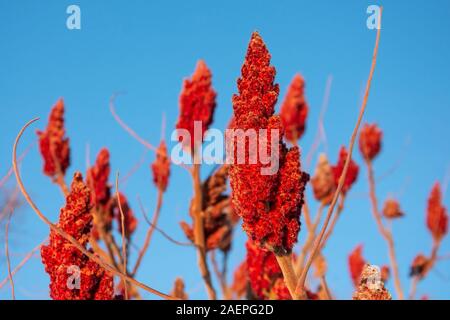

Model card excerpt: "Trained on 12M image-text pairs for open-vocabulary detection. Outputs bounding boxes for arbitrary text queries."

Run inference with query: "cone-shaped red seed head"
[348,244,366,287]
[426,182,448,242]
[229,32,309,253]
[37,98,70,178]
[41,172,113,300]
[87,148,111,207]
[151,140,171,192]
[280,74,308,143]
[332,146,359,194]
[359,123,383,161]
[176,60,217,152]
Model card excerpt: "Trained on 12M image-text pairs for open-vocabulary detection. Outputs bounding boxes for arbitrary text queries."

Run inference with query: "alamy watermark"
[171,121,281,175]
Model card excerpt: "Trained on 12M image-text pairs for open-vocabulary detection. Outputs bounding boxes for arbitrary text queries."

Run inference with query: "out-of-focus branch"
[137,196,195,247]
[295,202,325,276]
[5,209,15,299]
[366,159,404,299]
[115,173,129,300]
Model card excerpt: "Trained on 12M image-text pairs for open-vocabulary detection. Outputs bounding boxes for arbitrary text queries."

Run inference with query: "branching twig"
[137,196,195,247]
[295,9,382,298]
[5,209,15,299]
[132,189,163,276]
[12,118,177,300]
[109,93,191,173]
[305,75,333,169]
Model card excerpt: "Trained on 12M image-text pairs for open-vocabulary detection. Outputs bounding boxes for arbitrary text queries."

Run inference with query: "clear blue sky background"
[1,0,449,300]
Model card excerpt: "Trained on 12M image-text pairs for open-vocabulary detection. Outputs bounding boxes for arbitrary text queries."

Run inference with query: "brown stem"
[319,195,345,251]
[115,173,129,300]
[275,254,300,300]
[305,75,333,169]
[192,161,217,300]
[12,118,177,300]
[109,93,191,173]
[295,202,325,275]
[320,276,332,300]
[5,209,15,299]
[138,196,195,247]
[0,239,46,289]
[132,189,163,276]
[366,159,404,299]
[295,9,382,298]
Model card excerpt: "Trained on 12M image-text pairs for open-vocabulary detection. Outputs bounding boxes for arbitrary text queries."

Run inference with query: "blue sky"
[0,0,449,300]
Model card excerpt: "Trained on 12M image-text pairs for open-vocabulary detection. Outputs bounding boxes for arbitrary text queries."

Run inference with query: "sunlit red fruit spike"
[332,146,359,194]
[426,182,448,242]
[348,244,366,287]
[280,73,308,144]
[176,59,217,152]
[87,148,111,206]
[359,123,383,161]
[41,172,113,300]
[36,98,70,178]
[151,140,170,192]
[229,31,308,253]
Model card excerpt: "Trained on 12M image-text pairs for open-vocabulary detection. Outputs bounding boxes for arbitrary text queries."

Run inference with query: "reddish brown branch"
[191,159,216,299]
[115,173,129,300]
[366,160,404,299]
[295,9,383,298]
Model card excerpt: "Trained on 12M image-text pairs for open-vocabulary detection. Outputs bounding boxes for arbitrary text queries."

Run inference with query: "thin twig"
[305,75,333,169]
[295,9,383,298]
[319,195,345,251]
[137,196,195,247]
[0,143,33,189]
[5,209,15,299]
[109,93,191,173]
[120,149,149,186]
[366,159,404,299]
[0,239,46,289]
[409,239,441,299]
[295,202,325,276]
[320,276,332,300]
[132,189,163,276]
[210,250,231,299]
[115,173,129,300]
[12,118,177,300]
